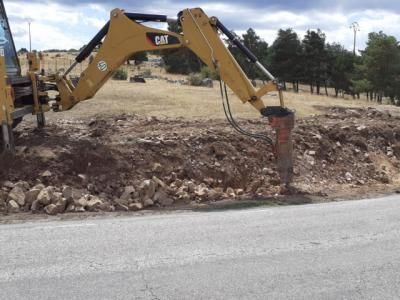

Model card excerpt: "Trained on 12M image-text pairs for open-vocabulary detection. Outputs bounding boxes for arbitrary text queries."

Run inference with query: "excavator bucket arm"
[52,8,295,186]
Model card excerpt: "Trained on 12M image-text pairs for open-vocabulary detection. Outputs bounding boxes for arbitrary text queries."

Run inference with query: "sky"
[4,0,400,52]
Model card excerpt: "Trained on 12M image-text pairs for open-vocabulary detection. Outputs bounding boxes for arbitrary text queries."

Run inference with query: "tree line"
[162,24,400,105]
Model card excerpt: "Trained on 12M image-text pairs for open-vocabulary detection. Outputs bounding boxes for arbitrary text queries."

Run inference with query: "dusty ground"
[42,78,378,122]
[1,103,399,217]
[2,56,399,217]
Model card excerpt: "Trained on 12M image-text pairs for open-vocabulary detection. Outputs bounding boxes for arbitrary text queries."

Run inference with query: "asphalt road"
[1,195,400,299]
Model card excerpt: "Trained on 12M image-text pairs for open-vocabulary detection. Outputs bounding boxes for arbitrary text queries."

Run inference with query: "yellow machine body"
[1,7,295,185]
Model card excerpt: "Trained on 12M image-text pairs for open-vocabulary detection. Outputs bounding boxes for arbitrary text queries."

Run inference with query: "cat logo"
[146,33,180,47]
[97,60,108,72]
[154,35,169,46]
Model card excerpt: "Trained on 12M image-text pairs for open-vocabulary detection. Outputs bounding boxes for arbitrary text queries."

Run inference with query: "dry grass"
[50,79,375,121]
[20,53,377,121]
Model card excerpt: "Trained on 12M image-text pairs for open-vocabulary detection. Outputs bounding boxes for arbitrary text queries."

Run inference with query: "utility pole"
[26,18,33,52]
[350,22,360,55]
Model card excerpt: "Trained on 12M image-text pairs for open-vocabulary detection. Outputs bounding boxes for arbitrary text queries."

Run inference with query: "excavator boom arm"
[56,8,280,112]
[53,8,295,186]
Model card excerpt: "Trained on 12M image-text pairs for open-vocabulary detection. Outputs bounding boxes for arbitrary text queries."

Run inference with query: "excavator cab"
[0,0,48,153]
[0,0,20,152]
[0,2,20,78]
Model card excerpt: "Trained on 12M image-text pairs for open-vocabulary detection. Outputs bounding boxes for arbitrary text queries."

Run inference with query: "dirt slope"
[1,106,399,215]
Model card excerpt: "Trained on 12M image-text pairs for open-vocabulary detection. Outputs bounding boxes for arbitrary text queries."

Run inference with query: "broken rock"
[153,190,174,206]
[14,181,30,191]
[128,203,143,211]
[75,195,89,208]
[114,199,129,211]
[51,192,63,204]
[44,204,59,215]
[62,186,73,200]
[41,170,52,178]
[226,187,236,198]
[31,200,42,213]
[8,186,26,207]
[208,189,223,200]
[32,183,45,191]
[186,181,196,193]
[8,200,20,213]
[345,172,353,182]
[195,185,209,200]
[139,179,157,199]
[37,188,53,206]
[3,181,15,189]
[99,202,114,212]
[152,176,168,190]
[120,186,136,201]
[152,163,163,172]
[0,190,7,206]
[25,189,41,205]
[143,198,154,207]
[86,196,103,212]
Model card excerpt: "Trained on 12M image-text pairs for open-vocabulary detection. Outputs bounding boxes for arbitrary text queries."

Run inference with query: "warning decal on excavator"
[97,60,108,72]
[146,33,180,47]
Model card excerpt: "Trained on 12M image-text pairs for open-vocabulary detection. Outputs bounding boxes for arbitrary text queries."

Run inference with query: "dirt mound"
[1,106,400,214]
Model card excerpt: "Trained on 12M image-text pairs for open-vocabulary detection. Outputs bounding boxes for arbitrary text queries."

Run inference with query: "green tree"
[161,22,202,74]
[302,29,327,94]
[269,28,303,91]
[352,78,373,99]
[112,68,128,80]
[130,52,148,65]
[325,43,355,97]
[228,28,269,80]
[361,32,400,103]
[17,48,28,55]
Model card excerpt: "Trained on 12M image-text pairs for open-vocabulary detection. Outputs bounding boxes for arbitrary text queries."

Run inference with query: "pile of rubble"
[0,176,250,215]
[1,106,400,215]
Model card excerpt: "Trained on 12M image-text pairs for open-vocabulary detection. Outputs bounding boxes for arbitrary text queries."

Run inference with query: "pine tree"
[269,29,302,91]
[302,30,327,94]
[228,28,269,80]
[325,43,355,97]
[161,22,202,74]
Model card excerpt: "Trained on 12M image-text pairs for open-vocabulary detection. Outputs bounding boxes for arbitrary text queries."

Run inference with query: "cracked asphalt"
[1,195,400,299]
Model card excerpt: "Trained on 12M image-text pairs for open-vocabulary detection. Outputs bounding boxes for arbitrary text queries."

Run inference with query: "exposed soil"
[1,106,400,216]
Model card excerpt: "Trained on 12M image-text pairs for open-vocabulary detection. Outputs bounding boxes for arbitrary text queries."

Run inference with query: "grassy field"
[49,78,376,121]
[20,52,378,121]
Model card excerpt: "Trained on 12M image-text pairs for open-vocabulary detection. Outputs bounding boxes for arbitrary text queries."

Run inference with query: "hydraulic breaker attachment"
[262,107,295,186]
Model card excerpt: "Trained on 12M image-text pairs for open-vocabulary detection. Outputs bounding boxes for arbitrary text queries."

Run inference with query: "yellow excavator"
[0,5,295,185]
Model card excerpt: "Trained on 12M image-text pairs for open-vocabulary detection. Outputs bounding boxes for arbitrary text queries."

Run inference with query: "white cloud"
[83,17,106,28]
[4,1,107,50]
[5,2,81,25]
[198,4,400,53]
[3,1,400,52]
[88,4,108,13]
[12,22,83,50]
